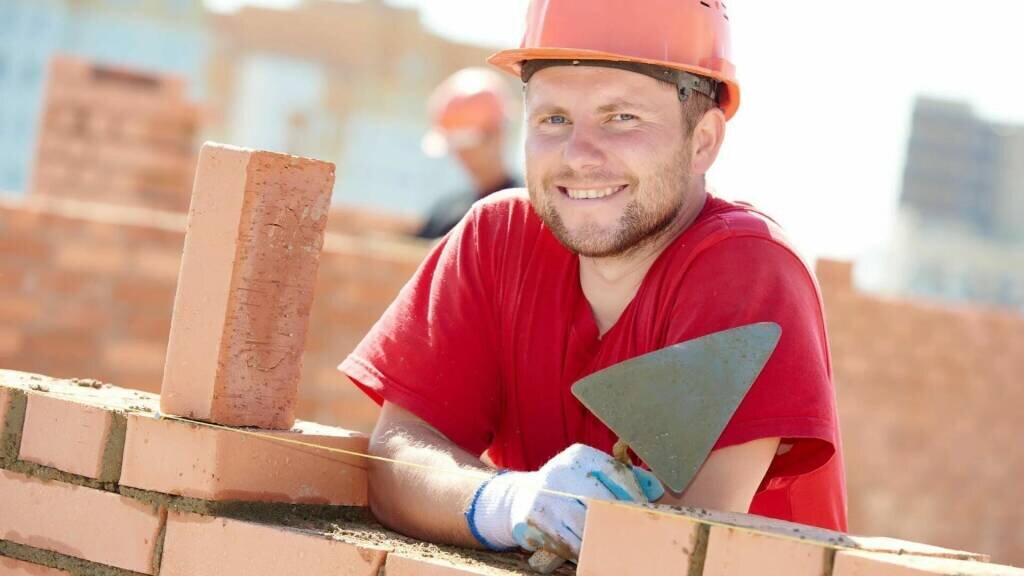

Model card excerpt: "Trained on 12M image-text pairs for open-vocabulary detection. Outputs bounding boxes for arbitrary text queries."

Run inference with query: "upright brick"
[159,512,386,576]
[160,142,334,429]
[577,500,703,576]
[119,413,368,505]
[0,469,164,574]
[833,550,1024,575]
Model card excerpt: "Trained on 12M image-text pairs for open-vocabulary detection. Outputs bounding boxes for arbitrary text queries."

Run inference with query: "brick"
[18,393,125,481]
[702,523,831,576]
[848,537,988,562]
[0,296,42,325]
[119,413,368,505]
[55,243,128,274]
[159,511,386,576]
[130,248,182,280]
[112,278,175,309]
[0,469,165,574]
[0,556,70,575]
[2,371,157,464]
[577,500,703,576]
[160,143,335,429]
[43,300,113,333]
[0,266,27,292]
[22,330,98,367]
[102,340,167,375]
[0,237,51,262]
[833,550,1024,575]
[33,270,102,298]
[121,312,173,341]
[0,328,24,358]
[666,505,987,562]
[384,554,498,575]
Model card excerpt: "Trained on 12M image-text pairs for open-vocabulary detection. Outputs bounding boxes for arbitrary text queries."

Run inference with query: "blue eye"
[544,115,569,125]
[611,113,638,122]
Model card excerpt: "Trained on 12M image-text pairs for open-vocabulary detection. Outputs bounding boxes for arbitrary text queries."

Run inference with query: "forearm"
[367,404,495,548]
[656,437,780,512]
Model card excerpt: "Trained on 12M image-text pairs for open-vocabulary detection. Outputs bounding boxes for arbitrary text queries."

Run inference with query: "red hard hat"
[422,67,510,157]
[488,0,740,120]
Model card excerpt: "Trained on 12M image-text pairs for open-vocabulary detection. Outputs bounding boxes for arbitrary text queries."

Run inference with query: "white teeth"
[566,187,618,200]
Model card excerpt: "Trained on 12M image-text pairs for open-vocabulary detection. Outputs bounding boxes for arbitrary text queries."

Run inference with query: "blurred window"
[21,61,40,84]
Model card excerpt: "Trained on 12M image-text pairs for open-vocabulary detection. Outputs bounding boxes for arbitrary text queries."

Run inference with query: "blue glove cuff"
[465,470,518,552]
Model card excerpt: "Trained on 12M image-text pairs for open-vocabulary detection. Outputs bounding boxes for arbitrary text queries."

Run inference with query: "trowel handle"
[528,549,566,573]
[612,439,631,464]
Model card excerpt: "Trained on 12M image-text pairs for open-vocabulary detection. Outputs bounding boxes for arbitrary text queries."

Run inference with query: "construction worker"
[416,67,521,239]
[340,0,846,562]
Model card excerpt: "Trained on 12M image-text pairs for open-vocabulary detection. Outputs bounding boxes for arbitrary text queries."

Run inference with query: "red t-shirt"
[340,190,848,532]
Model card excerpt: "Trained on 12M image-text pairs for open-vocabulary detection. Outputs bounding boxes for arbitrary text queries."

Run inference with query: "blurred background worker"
[416,67,521,239]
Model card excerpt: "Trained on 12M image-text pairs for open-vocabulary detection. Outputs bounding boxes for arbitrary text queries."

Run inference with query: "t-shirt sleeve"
[666,234,838,487]
[338,205,503,456]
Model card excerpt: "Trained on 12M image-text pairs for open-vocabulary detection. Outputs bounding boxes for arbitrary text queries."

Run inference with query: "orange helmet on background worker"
[421,67,512,158]
[488,0,740,119]
[416,67,522,239]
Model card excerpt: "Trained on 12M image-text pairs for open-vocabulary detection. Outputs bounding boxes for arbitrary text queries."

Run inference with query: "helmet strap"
[520,59,720,104]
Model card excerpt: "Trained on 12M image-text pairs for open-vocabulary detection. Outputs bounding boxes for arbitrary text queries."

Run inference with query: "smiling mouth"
[558,185,628,200]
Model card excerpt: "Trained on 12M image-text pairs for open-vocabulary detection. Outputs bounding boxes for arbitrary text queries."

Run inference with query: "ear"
[689,107,727,176]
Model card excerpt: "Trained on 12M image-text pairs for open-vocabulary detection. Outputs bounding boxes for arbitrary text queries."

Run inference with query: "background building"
[881,97,1024,310]
[29,56,200,212]
[0,0,208,195]
[205,0,520,218]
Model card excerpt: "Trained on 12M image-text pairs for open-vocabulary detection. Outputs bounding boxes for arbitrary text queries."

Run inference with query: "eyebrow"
[528,104,570,119]
[595,99,657,115]
[528,98,657,118]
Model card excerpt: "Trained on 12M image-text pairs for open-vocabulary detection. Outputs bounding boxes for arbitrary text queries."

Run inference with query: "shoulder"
[461,187,546,244]
[470,187,533,221]
[694,196,796,248]
[677,195,812,279]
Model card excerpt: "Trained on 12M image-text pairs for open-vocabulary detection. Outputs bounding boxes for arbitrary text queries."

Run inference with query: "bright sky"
[206,0,1024,263]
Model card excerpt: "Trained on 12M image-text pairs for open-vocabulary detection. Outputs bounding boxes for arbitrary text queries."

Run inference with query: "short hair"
[681,91,717,136]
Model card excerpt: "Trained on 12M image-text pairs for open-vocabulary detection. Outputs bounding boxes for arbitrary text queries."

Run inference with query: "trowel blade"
[571,322,781,493]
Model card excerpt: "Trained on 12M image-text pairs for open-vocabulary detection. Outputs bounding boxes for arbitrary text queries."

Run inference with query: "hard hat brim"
[488,47,739,120]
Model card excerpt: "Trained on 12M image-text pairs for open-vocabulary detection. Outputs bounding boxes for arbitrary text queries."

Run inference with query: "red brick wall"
[29,56,200,213]
[818,259,1024,566]
[0,195,427,434]
[1,197,1021,565]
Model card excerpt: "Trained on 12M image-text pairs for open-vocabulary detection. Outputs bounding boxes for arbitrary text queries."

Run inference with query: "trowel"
[528,321,781,573]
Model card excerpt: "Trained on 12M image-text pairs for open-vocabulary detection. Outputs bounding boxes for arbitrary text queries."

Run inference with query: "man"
[417,67,521,239]
[340,0,846,561]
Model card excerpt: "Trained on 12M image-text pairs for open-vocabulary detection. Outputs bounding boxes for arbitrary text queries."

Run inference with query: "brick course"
[817,260,1024,565]
[0,469,165,574]
[119,412,368,506]
[159,512,387,576]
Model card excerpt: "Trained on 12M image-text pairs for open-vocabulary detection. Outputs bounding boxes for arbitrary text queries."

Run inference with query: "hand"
[465,443,664,560]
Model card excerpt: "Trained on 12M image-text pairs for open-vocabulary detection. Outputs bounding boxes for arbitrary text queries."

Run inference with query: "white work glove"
[465,443,664,559]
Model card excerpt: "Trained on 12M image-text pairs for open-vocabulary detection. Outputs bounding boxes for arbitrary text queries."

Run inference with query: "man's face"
[525,65,695,258]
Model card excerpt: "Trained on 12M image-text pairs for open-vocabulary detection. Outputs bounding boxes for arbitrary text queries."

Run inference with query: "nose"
[562,124,606,172]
